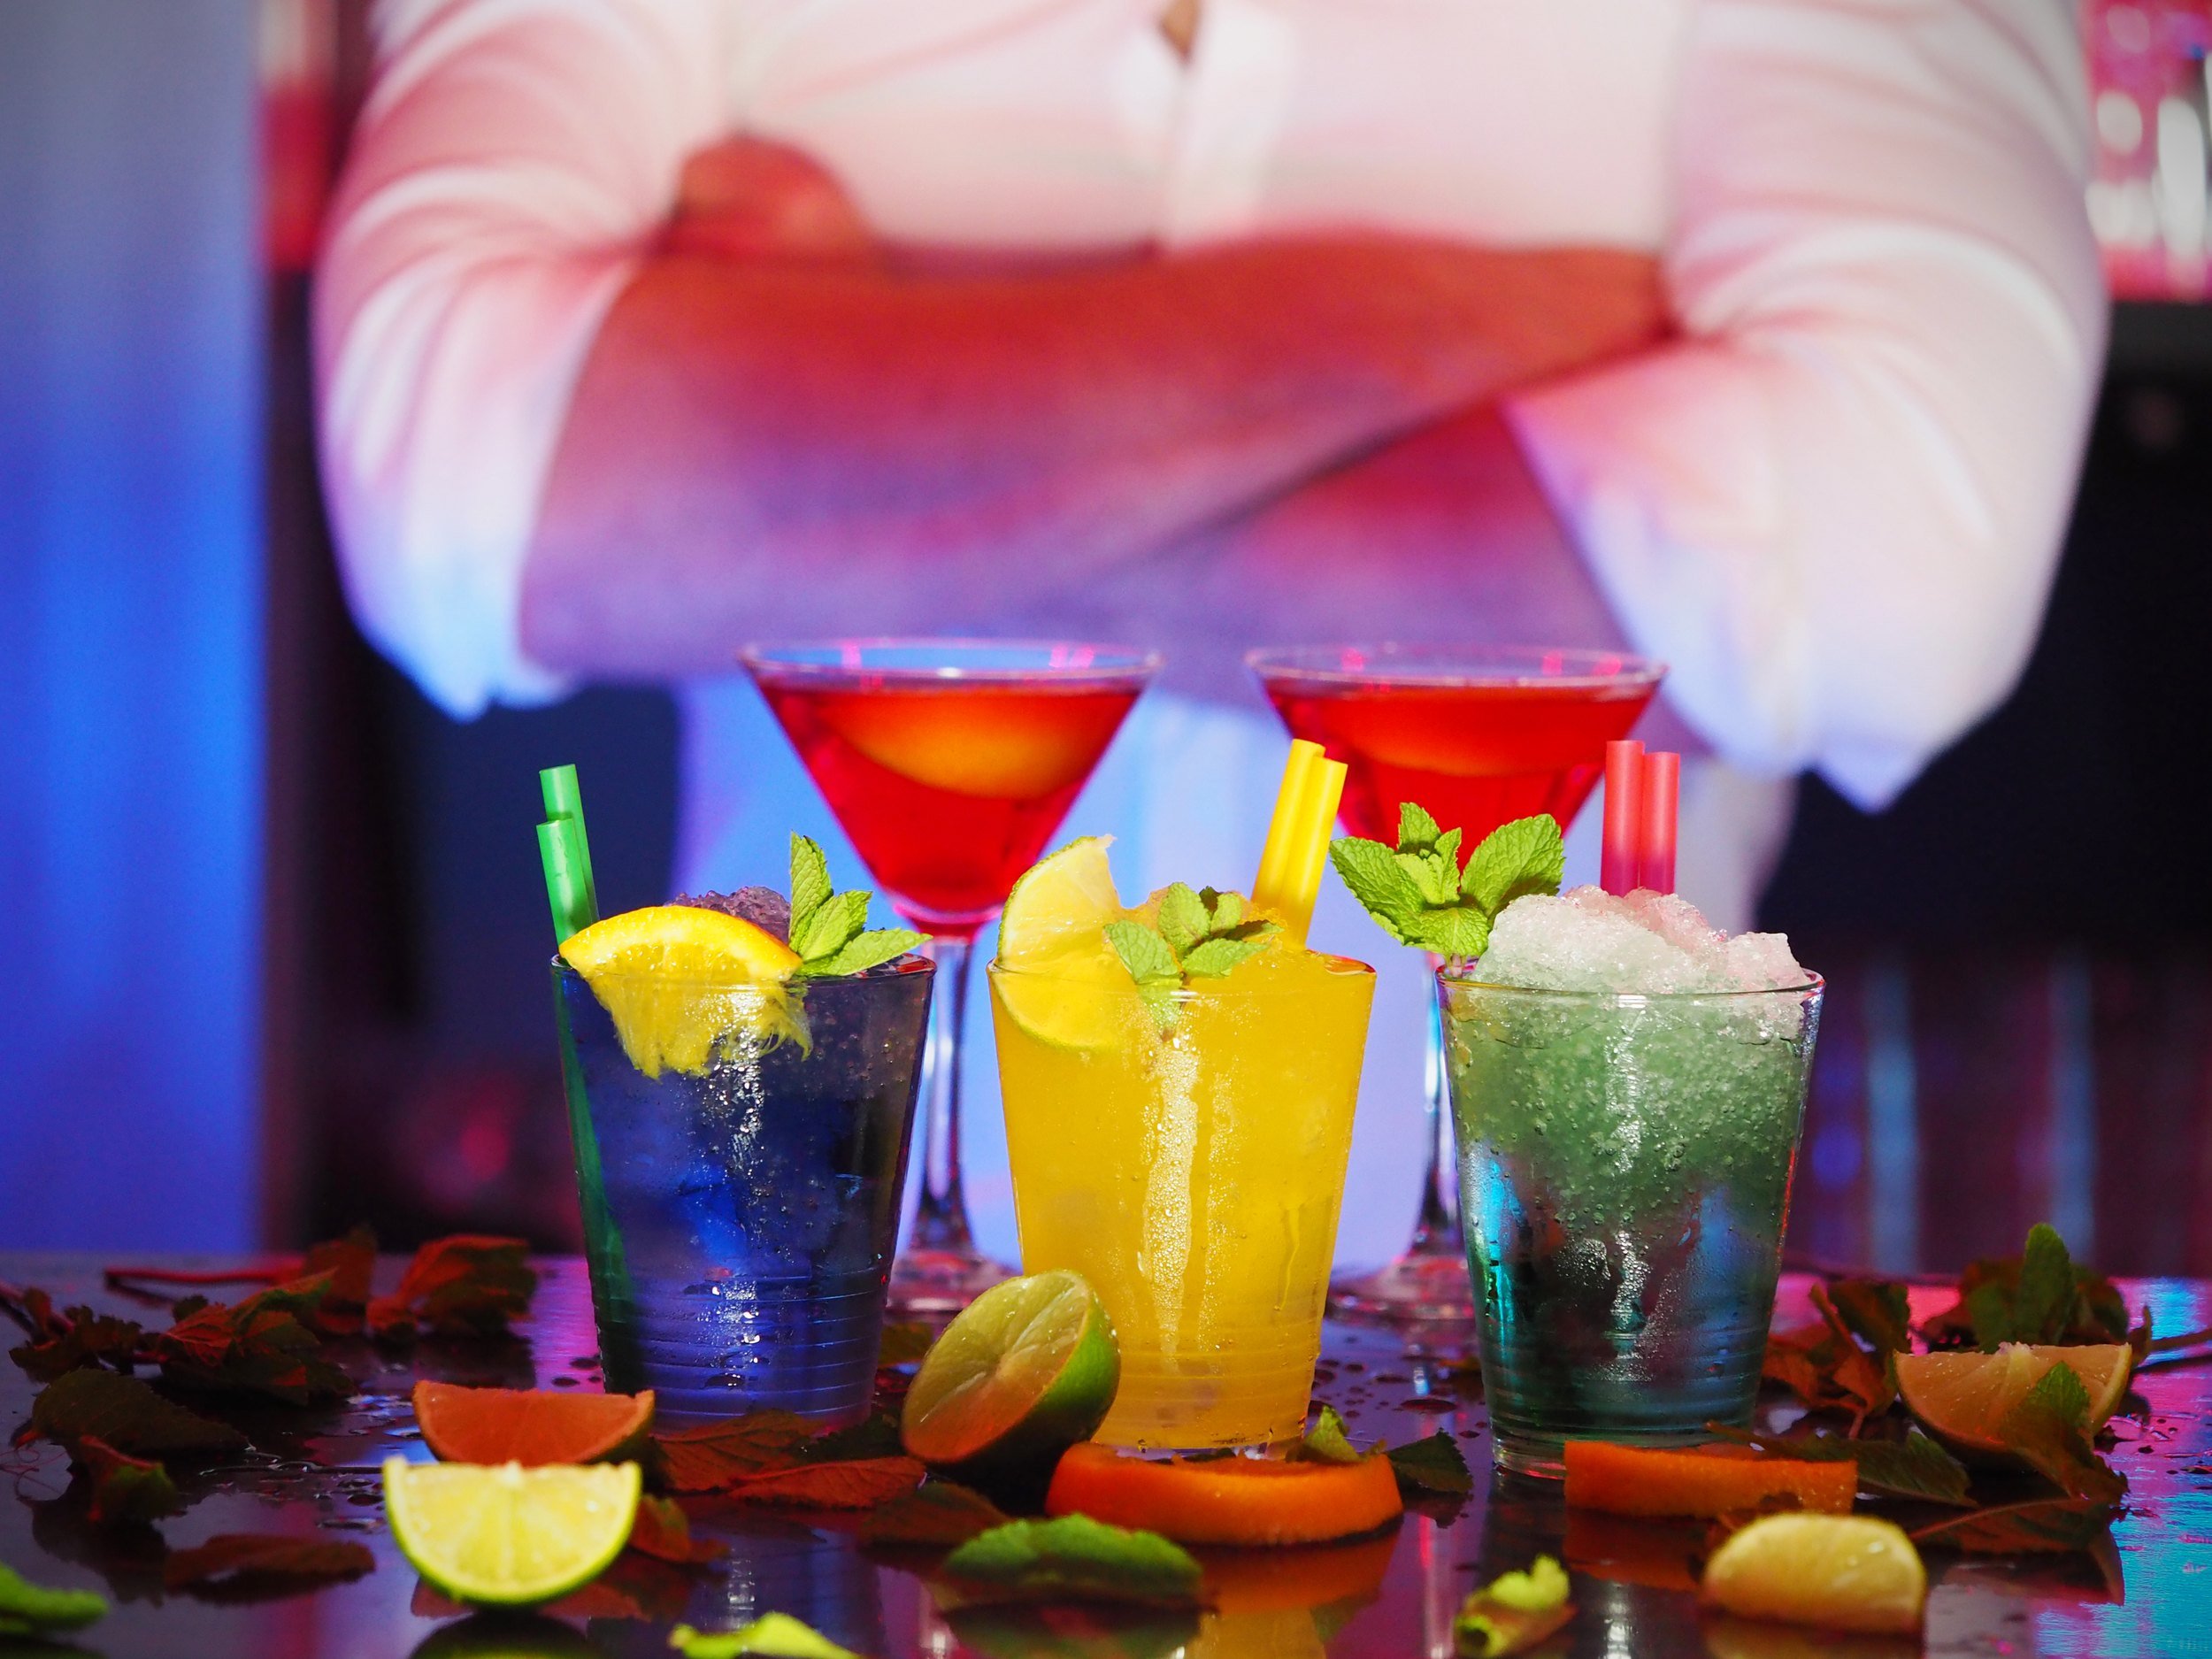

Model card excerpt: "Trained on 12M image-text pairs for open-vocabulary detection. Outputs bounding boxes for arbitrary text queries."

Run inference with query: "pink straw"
[1601,741,1645,895]
[1637,750,1681,895]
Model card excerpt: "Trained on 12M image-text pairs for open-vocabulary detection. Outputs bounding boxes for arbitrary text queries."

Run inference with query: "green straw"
[537,764,601,945]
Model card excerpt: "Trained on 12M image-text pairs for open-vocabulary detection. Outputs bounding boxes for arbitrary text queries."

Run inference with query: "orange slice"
[1563,1441,1856,1518]
[413,1382,655,1467]
[1044,1444,1402,1547]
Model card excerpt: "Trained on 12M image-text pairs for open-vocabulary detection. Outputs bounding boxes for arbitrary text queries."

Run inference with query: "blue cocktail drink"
[556,954,932,1424]
[1439,888,1822,1476]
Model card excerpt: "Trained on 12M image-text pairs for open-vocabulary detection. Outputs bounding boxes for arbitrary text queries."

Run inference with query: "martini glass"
[744,639,1159,1314]
[1248,644,1664,1321]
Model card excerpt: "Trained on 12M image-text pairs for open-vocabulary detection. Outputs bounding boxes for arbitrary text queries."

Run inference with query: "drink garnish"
[941,1513,1205,1606]
[1252,738,1348,944]
[783,834,926,979]
[1331,805,1565,962]
[1453,1555,1573,1656]
[1104,883,1277,1025]
[412,1380,654,1467]
[0,1563,107,1638]
[1562,1441,1856,1518]
[1298,1403,1364,1464]
[383,1456,643,1606]
[670,1614,861,1659]
[1699,1514,1924,1635]
[1043,1442,1403,1545]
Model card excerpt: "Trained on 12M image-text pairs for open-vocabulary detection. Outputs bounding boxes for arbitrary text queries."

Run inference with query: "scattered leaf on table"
[367,1235,536,1340]
[670,1612,862,1658]
[1707,1425,1972,1507]
[1386,1430,1472,1497]
[9,1299,146,1384]
[628,1494,726,1564]
[1454,1555,1574,1657]
[726,1455,925,1509]
[0,1562,107,1636]
[164,1533,375,1597]
[1763,1285,1893,1421]
[859,1480,1010,1548]
[941,1515,1203,1607]
[1911,1496,2117,1555]
[28,1367,247,1455]
[652,1411,820,1491]
[877,1322,934,1367]
[152,1275,353,1405]
[79,1432,186,1525]
[1823,1278,1912,1358]
[803,1410,904,1465]
[297,1226,378,1333]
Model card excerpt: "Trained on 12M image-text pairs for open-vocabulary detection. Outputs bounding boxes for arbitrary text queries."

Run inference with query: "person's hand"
[663,135,876,265]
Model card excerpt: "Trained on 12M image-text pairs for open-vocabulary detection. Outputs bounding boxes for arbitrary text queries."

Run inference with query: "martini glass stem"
[1407,967,1463,1255]
[910,933,974,1256]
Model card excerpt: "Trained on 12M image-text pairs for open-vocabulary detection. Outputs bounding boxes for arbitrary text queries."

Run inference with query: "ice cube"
[1724,929,1808,992]
[676,887,792,941]
[1481,888,1713,994]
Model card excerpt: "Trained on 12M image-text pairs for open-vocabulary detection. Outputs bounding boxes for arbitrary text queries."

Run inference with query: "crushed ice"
[1479,885,1808,995]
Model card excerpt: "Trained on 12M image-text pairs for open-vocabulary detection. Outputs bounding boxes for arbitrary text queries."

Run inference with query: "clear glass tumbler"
[1440,970,1824,1475]
[989,949,1375,1452]
[555,956,933,1424]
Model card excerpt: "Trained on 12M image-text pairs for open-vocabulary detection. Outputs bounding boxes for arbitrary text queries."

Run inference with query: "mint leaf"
[799,928,925,979]
[0,1563,106,1636]
[1299,1404,1363,1464]
[672,1616,861,1659]
[1200,888,1244,932]
[1824,1278,1913,1359]
[1105,920,1180,989]
[941,1516,1203,1606]
[789,889,868,963]
[30,1367,247,1455]
[1399,802,1445,849]
[1463,816,1566,918]
[1911,1496,2116,1555]
[789,836,833,938]
[1328,838,1427,942]
[1179,936,1268,979]
[1386,1430,1472,1497]
[859,1480,1010,1548]
[1408,907,1493,961]
[79,1433,186,1525]
[2016,1223,2076,1344]
[2023,1356,2093,1432]
[1711,1424,1971,1506]
[1995,1363,2124,1502]
[1156,884,1210,959]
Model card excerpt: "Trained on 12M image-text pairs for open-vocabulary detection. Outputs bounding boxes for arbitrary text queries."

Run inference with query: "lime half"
[902,1271,1120,1482]
[383,1458,641,1607]
[992,839,1129,1049]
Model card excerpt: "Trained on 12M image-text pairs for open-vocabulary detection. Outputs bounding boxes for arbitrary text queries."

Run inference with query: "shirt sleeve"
[314,0,726,717]
[1504,0,2106,809]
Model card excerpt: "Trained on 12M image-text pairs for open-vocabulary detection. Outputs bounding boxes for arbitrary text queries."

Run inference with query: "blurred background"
[5,0,2212,1275]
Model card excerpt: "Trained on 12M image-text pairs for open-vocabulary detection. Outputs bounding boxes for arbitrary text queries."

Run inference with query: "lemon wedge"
[562,904,805,1075]
[990,838,1131,1050]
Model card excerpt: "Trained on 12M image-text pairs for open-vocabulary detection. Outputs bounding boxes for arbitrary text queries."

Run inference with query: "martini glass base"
[887,1246,1013,1318]
[1327,1240,1477,1325]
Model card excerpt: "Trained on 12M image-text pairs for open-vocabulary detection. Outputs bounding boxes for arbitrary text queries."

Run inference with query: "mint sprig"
[1330,807,1564,964]
[1104,884,1276,1025]
[787,836,926,979]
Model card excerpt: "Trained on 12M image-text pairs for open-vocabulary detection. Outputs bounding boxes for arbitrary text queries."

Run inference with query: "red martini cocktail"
[745,640,1158,1312]
[1248,644,1664,1321]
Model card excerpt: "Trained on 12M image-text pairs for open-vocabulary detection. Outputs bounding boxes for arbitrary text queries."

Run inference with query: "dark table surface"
[3,1256,2208,1659]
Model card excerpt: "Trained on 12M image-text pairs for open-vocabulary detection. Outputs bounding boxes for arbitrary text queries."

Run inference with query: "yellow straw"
[1253,740,1347,946]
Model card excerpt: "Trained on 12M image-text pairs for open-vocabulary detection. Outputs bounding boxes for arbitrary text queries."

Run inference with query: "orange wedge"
[1563,1441,1856,1518]
[413,1381,655,1467]
[1893,1343,2131,1460]
[1044,1444,1402,1546]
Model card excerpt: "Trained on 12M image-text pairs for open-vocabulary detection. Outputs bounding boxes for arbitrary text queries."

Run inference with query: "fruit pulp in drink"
[990,937,1374,1451]
[1441,976,1820,1474]
[557,959,932,1423]
[1263,677,1656,845]
[755,676,1142,936]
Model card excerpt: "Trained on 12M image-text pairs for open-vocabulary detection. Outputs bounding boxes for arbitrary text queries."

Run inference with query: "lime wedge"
[1893,1342,2132,1459]
[562,904,805,1075]
[383,1457,641,1607]
[992,839,1129,1049]
[902,1271,1120,1484]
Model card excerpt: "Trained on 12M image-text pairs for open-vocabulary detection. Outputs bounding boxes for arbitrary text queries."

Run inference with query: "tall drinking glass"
[744,641,1159,1313]
[1248,644,1664,1321]
[1440,971,1824,1475]
[990,949,1375,1452]
[557,956,933,1423]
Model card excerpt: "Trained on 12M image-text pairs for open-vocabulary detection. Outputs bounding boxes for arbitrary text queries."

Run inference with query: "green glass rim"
[1435,965,1824,1003]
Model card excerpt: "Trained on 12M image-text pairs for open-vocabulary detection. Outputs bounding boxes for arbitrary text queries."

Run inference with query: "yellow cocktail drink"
[990,933,1373,1451]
